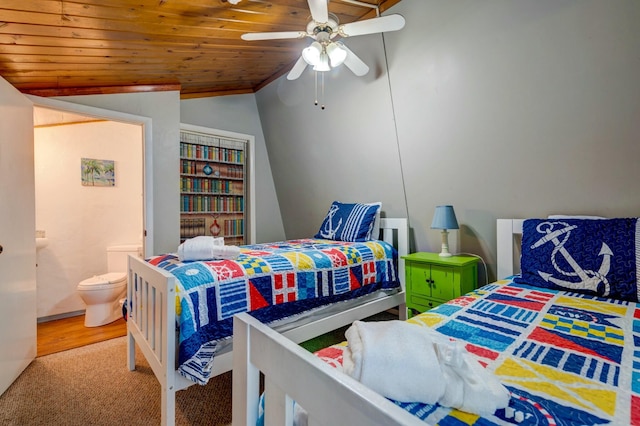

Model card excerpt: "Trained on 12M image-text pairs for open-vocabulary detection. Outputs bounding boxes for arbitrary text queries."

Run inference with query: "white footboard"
[232,313,424,426]
[127,255,192,426]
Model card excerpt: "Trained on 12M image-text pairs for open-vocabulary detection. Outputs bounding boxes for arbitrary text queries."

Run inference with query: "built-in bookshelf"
[179,126,247,245]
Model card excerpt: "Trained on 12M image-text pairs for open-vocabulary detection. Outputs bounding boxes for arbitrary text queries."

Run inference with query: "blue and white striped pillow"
[314,201,381,242]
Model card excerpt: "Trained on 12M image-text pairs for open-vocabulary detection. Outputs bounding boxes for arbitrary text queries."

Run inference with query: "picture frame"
[81,158,115,187]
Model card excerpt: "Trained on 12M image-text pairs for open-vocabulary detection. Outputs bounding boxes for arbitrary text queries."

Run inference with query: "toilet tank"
[107,244,143,272]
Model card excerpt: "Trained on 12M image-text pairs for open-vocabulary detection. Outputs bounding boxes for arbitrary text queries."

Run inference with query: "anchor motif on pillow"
[530,221,612,295]
[318,204,342,240]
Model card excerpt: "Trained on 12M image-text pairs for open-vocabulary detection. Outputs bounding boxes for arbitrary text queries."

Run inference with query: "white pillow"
[547,215,606,219]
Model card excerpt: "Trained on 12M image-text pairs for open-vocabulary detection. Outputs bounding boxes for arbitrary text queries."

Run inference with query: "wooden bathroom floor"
[37,314,127,357]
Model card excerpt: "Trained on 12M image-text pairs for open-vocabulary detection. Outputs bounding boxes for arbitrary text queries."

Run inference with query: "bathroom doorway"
[32,100,150,342]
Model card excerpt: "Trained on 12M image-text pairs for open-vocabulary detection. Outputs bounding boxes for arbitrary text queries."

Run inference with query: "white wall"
[56,91,286,251]
[255,33,408,240]
[256,0,640,281]
[180,94,285,243]
[54,91,181,255]
[34,120,142,318]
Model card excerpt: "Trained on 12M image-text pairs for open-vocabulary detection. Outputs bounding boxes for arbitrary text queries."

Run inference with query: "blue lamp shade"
[431,205,459,230]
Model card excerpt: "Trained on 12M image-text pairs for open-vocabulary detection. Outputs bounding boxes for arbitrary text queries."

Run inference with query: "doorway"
[30,98,150,348]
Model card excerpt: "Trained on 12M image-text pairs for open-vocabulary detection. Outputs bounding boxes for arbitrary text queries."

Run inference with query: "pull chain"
[313,71,326,110]
[321,72,325,110]
[314,71,318,106]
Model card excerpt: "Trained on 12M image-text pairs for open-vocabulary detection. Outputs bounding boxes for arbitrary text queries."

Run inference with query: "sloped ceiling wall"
[256,0,640,281]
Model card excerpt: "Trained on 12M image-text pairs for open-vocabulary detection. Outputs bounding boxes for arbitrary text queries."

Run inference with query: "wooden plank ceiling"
[0,0,401,98]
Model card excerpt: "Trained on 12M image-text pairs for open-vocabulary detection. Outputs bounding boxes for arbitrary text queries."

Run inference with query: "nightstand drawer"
[409,294,442,310]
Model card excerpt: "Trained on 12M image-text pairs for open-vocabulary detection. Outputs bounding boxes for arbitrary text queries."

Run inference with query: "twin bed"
[233,218,640,426]
[126,201,409,426]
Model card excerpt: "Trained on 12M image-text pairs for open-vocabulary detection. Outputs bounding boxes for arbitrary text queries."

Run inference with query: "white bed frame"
[232,218,524,426]
[126,217,409,426]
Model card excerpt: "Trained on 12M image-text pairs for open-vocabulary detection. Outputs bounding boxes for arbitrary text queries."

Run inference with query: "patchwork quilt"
[315,278,640,425]
[147,238,399,384]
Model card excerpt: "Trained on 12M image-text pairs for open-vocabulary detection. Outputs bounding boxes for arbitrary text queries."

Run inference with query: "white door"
[0,77,37,395]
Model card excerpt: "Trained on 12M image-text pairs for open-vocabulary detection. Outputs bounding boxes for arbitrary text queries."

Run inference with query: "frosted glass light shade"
[302,42,322,65]
[313,52,331,72]
[326,42,347,67]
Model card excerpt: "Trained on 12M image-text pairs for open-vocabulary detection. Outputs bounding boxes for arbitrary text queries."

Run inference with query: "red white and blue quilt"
[316,278,640,425]
[147,238,399,384]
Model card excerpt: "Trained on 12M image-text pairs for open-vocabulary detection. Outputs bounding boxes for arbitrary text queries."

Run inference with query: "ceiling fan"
[240,0,406,81]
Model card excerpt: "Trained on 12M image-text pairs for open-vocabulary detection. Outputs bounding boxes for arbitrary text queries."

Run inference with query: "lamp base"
[439,229,452,257]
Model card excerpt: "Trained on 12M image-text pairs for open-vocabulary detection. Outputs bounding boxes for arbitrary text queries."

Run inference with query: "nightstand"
[402,252,479,317]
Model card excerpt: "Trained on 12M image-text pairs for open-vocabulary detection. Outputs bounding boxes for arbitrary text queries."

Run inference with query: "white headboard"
[496,219,524,279]
[379,217,408,292]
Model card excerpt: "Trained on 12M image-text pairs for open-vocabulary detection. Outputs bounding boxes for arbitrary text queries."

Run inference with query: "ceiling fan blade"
[339,14,406,37]
[308,0,329,24]
[241,31,307,41]
[287,56,308,80]
[341,45,369,77]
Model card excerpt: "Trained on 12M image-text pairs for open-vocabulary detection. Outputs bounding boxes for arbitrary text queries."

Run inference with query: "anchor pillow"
[314,201,381,242]
[515,218,640,302]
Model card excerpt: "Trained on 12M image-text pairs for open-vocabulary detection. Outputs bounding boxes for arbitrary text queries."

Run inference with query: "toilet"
[77,244,142,327]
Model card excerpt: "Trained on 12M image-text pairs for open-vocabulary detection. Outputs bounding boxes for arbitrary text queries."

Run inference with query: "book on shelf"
[180,142,244,164]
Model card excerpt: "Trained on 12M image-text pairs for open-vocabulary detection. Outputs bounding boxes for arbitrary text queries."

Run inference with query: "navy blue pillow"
[514,218,639,302]
[315,201,381,242]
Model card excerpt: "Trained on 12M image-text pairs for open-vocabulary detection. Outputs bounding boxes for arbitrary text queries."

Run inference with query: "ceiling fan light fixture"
[313,52,331,72]
[302,42,322,66]
[326,42,347,67]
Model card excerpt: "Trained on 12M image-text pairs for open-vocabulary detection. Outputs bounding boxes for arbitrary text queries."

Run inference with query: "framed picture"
[81,158,115,187]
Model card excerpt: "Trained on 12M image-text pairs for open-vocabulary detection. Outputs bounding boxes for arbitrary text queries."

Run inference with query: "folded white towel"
[342,320,510,416]
[342,320,446,405]
[178,236,239,261]
[209,244,241,260]
[435,339,511,417]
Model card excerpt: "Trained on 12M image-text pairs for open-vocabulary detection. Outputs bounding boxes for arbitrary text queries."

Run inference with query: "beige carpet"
[0,337,232,426]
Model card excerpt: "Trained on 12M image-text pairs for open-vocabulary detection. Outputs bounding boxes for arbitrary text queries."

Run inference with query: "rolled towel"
[210,244,241,260]
[342,320,510,417]
[435,339,511,417]
[178,236,229,261]
[342,320,446,405]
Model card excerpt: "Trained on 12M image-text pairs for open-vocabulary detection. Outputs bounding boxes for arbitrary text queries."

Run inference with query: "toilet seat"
[77,272,126,291]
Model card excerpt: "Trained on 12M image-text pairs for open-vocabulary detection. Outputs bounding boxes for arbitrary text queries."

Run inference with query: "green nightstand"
[402,252,479,317]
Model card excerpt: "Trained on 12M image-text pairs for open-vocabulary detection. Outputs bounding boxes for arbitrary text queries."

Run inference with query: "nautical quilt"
[315,278,640,425]
[147,238,399,384]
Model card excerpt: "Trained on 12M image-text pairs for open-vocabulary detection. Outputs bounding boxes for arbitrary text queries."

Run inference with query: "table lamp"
[431,205,459,257]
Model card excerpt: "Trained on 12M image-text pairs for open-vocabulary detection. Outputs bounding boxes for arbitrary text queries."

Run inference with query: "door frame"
[27,95,154,257]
